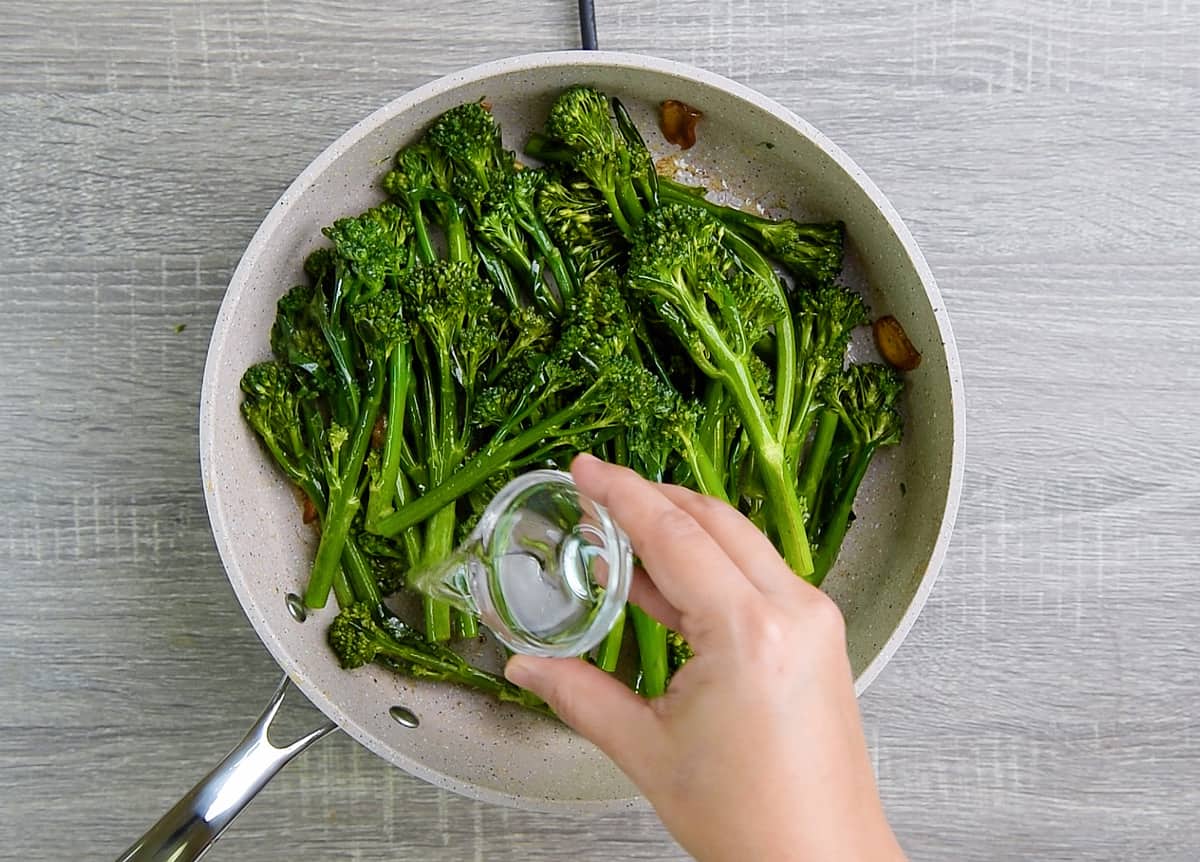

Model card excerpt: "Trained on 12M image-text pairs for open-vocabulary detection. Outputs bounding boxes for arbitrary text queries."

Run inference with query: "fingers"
[629,566,682,632]
[572,455,758,627]
[505,655,661,784]
[656,484,798,595]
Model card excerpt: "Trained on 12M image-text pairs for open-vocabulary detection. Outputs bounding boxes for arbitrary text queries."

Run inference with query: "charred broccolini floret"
[329,603,549,712]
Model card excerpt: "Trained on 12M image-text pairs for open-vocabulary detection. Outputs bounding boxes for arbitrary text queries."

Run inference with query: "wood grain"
[2,1,1198,859]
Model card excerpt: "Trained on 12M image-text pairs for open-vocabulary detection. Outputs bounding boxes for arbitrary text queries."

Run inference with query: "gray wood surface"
[2,1,1198,859]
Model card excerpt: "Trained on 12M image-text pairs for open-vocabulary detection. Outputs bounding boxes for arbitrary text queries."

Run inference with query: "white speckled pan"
[199,51,965,812]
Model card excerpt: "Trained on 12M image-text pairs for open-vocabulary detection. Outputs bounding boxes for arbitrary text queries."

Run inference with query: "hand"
[504,455,905,862]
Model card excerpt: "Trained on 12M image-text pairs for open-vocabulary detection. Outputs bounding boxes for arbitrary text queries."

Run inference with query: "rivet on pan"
[285,593,307,623]
[389,705,420,728]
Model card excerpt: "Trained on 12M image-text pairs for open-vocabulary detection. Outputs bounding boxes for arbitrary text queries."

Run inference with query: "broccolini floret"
[658,176,845,287]
[329,603,549,712]
[628,203,814,578]
[807,363,904,584]
[239,85,906,714]
[540,85,651,237]
[427,101,514,217]
[667,630,694,673]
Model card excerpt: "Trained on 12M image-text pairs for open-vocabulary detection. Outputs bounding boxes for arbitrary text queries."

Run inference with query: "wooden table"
[3,2,1198,859]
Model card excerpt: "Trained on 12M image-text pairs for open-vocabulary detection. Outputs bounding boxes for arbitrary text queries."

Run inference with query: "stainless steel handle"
[116,675,337,862]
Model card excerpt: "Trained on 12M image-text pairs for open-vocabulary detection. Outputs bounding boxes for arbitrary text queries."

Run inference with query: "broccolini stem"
[631,605,668,697]
[590,446,628,677]
[594,606,626,673]
[810,444,876,586]
[527,257,562,317]
[278,461,364,610]
[391,463,425,568]
[437,343,457,468]
[439,661,550,714]
[375,651,551,716]
[698,381,727,464]
[615,174,646,230]
[633,317,674,384]
[341,535,382,608]
[523,132,573,164]
[697,316,815,578]
[445,202,471,264]
[658,176,772,231]
[721,229,798,440]
[727,431,750,504]
[515,205,578,309]
[612,97,659,207]
[454,610,479,639]
[797,408,839,516]
[418,350,461,643]
[404,192,438,265]
[307,491,361,609]
[756,447,814,578]
[305,356,386,608]
[254,432,323,510]
[300,399,328,477]
[413,336,439,456]
[332,569,354,608]
[314,272,361,426]
[476,244,524,309]
[421,505,455,643]
[612,430,630,466]
[681,436,728,503]
[809,443,845,540]
[784,380,820,474]
[365,342,412,530]
[369,399,593,538]
[476,234,560,316]
[484,235,536,285]
[600,184,634,238]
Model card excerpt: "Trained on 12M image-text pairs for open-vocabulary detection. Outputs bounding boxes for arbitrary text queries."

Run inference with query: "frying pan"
[119,50,965,861]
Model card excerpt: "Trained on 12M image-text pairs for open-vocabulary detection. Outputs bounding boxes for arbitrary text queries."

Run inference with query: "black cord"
[578,0,598,50]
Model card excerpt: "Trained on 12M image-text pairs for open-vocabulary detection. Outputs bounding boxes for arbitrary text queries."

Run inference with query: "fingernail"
[504,655,536,687]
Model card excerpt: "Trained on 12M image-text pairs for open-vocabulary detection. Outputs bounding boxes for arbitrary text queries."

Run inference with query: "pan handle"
[115,674,337,862]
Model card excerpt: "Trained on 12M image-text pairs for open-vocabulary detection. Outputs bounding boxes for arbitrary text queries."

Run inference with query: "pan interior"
[200,52,962,811]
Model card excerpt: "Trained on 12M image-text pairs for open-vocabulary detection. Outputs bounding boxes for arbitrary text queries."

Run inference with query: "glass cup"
[406,470,632,657]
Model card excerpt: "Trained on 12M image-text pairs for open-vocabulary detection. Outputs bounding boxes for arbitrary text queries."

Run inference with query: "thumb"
[506,655,661,776]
